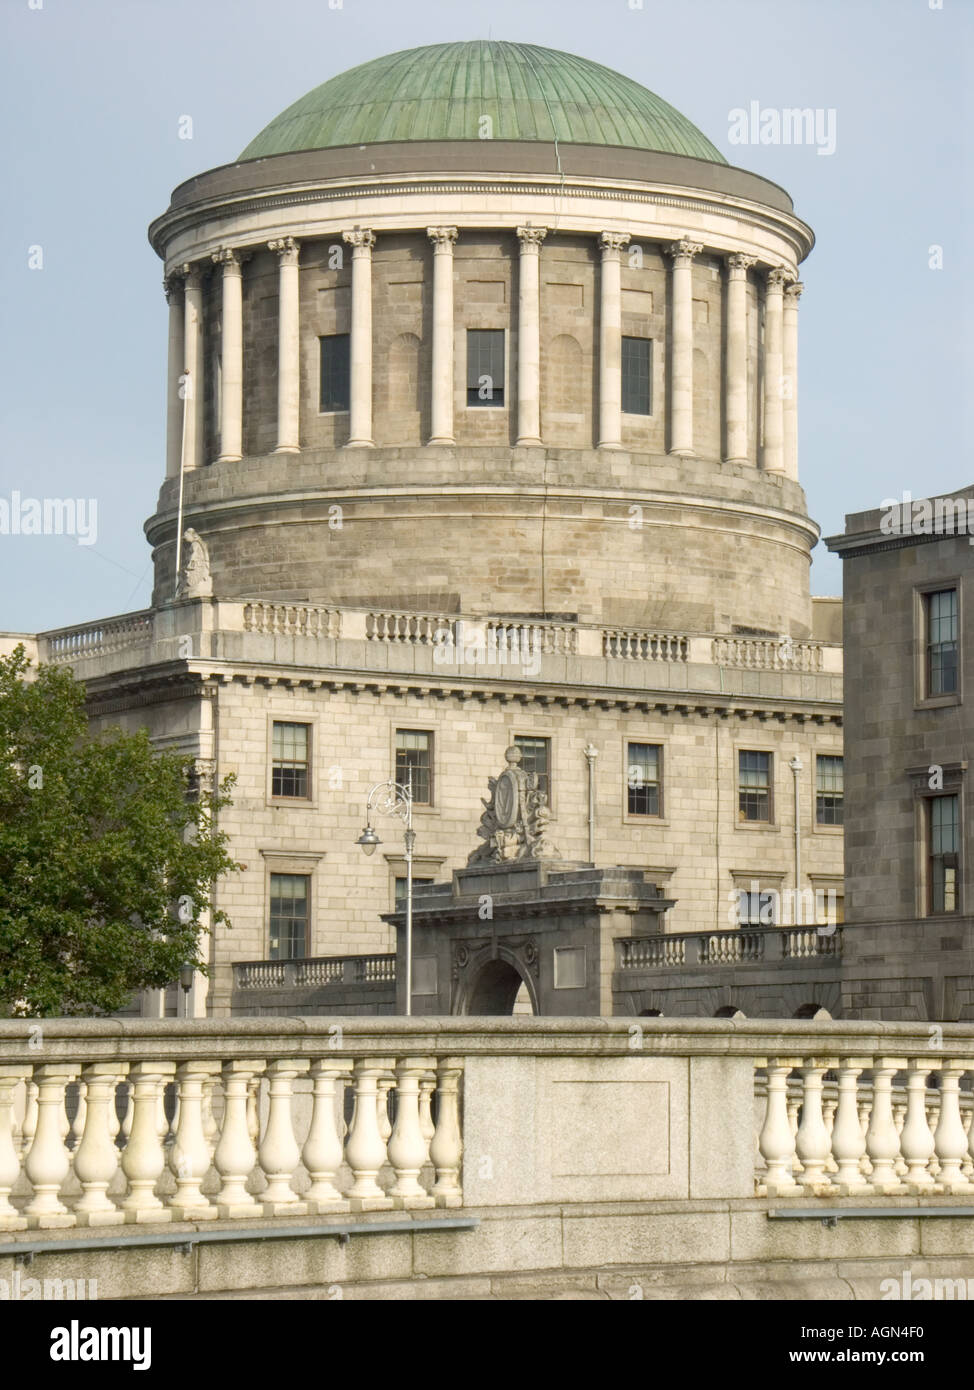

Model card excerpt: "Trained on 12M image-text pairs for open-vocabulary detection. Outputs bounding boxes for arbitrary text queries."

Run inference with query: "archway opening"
[794,1003,832,1020]
[715,1005,746,1019]
[466,958,533,1016]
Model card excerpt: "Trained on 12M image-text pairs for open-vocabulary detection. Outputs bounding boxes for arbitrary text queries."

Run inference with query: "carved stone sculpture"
[177,528,213,598]
[467,745,560,865]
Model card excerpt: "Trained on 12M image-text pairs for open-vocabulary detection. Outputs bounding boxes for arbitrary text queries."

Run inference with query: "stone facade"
[826,488,974,1020]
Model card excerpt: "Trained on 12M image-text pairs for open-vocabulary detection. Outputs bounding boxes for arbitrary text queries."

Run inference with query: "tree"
[0,644,239,1016]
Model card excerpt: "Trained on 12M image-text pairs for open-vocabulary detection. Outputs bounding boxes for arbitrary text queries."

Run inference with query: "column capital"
[598,230,631,260]
[180,261,204,290]
[765,265,791,292]
[268,236,301,265]
[163,270,185,303]
[516,225,548,249]
[784,279,804,303]
[665,238,703,266]
[725,252,757,277]
[211,246,244,275]
[342,228,376,254]
[427,226,458,249]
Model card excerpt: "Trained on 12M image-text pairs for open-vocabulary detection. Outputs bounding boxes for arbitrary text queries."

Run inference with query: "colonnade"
[164,228,803,479]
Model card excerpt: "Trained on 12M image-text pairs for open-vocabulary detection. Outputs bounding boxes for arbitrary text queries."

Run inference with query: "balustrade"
[756,1059,974,1197]
[0,1048,463,1229]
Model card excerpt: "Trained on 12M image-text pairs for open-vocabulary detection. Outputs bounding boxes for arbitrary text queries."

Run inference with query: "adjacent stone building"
[826,488,973,1019]
[11,41,847,1018]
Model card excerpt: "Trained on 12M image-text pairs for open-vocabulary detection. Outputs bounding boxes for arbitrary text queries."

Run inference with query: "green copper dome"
[239,41,726,164]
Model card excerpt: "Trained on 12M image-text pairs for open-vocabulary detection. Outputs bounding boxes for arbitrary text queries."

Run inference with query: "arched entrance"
[464,957,537,1016]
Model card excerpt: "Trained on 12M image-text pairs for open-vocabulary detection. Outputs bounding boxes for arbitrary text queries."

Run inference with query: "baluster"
[823,1087,838,1173]
[419,1073,436,1158]
[346,1059,395,1210]
[120,1082,134,1144]
[430,1059,464,1207]
[24,1066,77,1225]
[966,1079,974,1179]
[892,1101,908,1176]
[201,1076,220,1161]
[377,1076,394,1145]
[900,1062,936,1188]
[169,1062,219,1220]
[796,1061,834,1189]
[258,1061,308,1214]
[0,1067,28,1229]
[214,1061,264,1217]
[246,1076,261,1146]
[388,1057,436,1208]
[934,1063,972,1192]
[831,1062,868,1192]
[72,1066,125,1225]
[108,1081,123,1144]
[120,1064,175,1221]
[926,1095,942,1176]
[302,1061,351,1212]
[758,1061,800,1194]
[865,1060,905,1193]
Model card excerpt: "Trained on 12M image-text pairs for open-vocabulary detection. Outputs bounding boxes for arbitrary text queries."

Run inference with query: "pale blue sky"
[1,0,970,631]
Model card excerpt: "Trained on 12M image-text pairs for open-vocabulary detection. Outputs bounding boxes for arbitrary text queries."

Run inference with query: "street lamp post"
[356,775,415,1016]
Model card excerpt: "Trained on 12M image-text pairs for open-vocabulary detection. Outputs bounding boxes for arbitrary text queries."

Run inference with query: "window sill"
[915,694,962,710]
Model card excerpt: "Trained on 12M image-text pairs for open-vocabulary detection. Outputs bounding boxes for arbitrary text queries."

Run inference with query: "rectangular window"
[738,751,772,823]
[816,755,844,826]
[515,735,551,801]
[929,794,959,914]
[621,336,651,415]
[319,333,350,412]
[394,876,434,910]
[467,329,505,406]
[395,729,433,805]
[271,722,310,799]
[627,742,662,816]
[269,873,309,960]
[926,588,958,696]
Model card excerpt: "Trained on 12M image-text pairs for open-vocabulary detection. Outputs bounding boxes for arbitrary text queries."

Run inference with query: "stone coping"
[2,1015,973,1061]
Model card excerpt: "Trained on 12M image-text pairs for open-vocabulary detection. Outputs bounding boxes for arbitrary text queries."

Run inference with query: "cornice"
[80,659,842,726]
[150,173,813,268]
[825,527,974,560]
[145,481,821,551]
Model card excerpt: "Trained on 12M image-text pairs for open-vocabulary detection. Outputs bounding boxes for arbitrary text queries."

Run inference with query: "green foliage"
[0,645,239,1016]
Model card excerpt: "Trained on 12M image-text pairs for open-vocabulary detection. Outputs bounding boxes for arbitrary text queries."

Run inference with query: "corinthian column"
[783,280,803,482]
[427,227,458,445]
[268,238,301,453]
[665,239,703,456]
[762,267,788,474]
[597,231,631,449]
[164,273,185,479]
[212,248,243,463]
[342,229,376,447]
[181,263,204,471]
[723,254,755,463]
[515,226,548,446]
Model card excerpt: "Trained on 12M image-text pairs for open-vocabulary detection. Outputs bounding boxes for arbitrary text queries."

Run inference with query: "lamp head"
[357,825,381,856]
